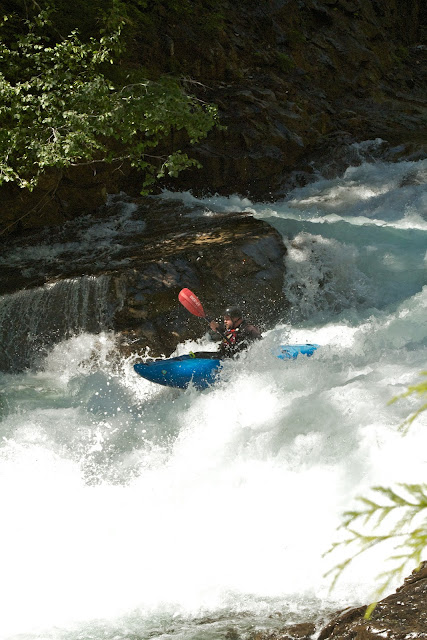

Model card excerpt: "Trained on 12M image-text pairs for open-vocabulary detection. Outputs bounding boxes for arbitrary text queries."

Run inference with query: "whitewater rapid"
[0,151,426,639]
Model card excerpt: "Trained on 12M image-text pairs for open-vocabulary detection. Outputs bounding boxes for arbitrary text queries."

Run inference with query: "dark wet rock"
[318,562,427,640]
[249,622,316,639]
[0,197,288,370]
[113,202,288,358]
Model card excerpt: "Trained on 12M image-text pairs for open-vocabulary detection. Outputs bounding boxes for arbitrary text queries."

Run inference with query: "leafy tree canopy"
[0,0,219,192]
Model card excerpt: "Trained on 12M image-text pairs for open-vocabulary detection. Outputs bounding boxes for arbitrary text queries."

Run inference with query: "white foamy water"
[0,154,426,640]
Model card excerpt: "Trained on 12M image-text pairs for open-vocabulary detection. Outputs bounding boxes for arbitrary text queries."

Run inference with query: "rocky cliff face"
[1,0,425,233]
[145,0,426,199]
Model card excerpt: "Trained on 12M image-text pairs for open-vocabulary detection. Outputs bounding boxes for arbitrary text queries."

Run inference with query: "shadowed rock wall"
[0,0,425,233]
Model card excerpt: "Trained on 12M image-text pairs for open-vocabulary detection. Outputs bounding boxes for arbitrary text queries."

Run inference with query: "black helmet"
[224,305,243,319]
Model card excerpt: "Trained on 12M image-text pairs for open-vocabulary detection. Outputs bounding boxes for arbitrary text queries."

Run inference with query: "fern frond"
[327,374,427,601]
[372,486,413,507]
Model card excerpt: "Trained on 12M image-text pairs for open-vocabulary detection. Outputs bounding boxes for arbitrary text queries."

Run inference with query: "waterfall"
[0,275,112,371]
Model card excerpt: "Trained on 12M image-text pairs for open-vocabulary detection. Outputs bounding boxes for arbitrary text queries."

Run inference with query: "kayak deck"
[133,344,319,391]
[134,354,221,390]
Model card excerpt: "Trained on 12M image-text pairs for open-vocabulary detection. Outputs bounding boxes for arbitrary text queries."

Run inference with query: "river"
[0,146,426,639]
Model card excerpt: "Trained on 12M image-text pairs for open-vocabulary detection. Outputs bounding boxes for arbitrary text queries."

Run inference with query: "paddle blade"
[178,288,206,318]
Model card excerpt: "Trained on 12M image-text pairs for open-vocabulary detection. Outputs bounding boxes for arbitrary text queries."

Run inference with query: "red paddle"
[178,288,231,343]
[178,288,211,320]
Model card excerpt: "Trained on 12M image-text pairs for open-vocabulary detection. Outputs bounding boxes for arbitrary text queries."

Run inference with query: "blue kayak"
[276,343,319,360]
[134,344,319,390]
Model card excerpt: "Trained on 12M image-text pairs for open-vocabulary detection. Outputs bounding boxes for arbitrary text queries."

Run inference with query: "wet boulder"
[318,562,427,640]
[0,196,288,369]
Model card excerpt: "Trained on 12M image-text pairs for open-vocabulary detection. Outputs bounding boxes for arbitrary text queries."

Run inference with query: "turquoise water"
[0,152,426,639]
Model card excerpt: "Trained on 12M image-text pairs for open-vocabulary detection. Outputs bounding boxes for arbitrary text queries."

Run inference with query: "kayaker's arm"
[209,319,219,332]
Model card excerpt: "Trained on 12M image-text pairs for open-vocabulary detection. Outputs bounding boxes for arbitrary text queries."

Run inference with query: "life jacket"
[219,320,261,358]
[222,327,238,346]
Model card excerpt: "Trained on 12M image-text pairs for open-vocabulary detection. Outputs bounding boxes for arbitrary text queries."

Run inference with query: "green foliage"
[325,372,427,612]
[0,2,218,192]
[388,371,427,434]
[325,484,427,599]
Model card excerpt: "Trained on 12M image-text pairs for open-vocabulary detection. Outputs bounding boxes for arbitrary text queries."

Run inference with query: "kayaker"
[209,305,262,358]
